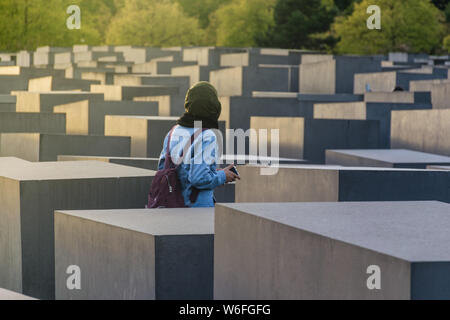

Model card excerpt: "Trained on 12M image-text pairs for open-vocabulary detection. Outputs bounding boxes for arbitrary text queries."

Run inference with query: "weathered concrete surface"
[28,76,100,92]
[428,165,450,170]
[220,94,363,130]
[114,74,189,93]
[14,91,104,113]
[0,158,155,300]
[220,49,301,67]
[0,112,66,134]
[409,79,450,92]
[0,66,66,94]
[235,165,449,203]
[57,155,160,171]
[300,56,382,94]
[0,94,16,112]
[354,71,446,94]
[172,65,224,86]
[326,149,450,169]
[210,66,291,96]
[90,84,178,101]
[131,59,196,74]
[430,82,450,109]
[0,133,131,161]
[249,117,380,163]
[0,288,37,300]
[55,208,213,300]
[391,109,450,156]
[54,100,158,135]
[313,102,431,147]
[215,201,450,300]
[104,116,178,158]
[364,91,431,104]
[183,47,243,66]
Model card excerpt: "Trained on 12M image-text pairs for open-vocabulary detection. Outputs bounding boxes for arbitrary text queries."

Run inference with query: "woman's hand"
[222,164,240,183]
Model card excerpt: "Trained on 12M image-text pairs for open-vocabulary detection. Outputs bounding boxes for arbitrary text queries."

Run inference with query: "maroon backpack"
[147,126,206,209]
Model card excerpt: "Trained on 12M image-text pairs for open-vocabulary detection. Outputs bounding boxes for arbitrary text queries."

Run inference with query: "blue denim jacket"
[158,125,226,207]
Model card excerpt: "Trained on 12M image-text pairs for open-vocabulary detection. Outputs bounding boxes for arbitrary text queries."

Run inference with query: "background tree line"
[0,0,449,54]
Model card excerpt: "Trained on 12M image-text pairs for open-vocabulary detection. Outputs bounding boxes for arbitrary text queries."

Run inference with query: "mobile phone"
[230,166,240,177]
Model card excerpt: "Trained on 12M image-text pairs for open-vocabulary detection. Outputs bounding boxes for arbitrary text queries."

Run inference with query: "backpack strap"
[164,126,211,205]
[163,126,177,169]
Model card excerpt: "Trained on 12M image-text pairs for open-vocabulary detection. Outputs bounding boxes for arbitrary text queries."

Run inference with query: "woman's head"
[177,82,221,129]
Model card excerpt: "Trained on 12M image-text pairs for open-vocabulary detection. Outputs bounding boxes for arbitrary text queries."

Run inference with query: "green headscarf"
[177,81,221,129]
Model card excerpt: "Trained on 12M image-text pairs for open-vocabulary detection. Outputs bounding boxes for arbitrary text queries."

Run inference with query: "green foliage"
[257,0,335,49]
[210,0,276,47]
[175,0,230,28]
[105,0,205,47]
[333,0,445,54]
[445,2,450,22]
[0,0,448,54]
[0,0,116,51]
[444,35,450,51]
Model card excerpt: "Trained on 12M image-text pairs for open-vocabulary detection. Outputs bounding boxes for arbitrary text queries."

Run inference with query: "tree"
[257,0,336,50]
[432,0,450,10]
[105,0,204,47]
[210,0,276,47]
[444,35,450,51]
[175,0,230,28]
[333,0,445,54]
[445,2,450,21]
[0,0,116,51]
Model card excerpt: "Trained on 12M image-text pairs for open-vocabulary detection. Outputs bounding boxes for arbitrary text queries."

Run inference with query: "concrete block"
[105,116,226,158]
[234,165,449,203]
[54,208,213,300]
[0,158,154,299]
[313,102,431,147]
[410,79,450,92]
[214,201,450,299]
[220,49,301,67]
[120,47,182,64]
[54,100,158,135]
[0,94,16,112]
[104,116,178,158]
[183,47,244,66]
[0,67,65,94]
[430,82,450,109]
[90,85,182,114]
[249,117,380,163]
[210,66,291,96]
[391,109,450,156]
[220,95,363,131]
[326,149,450,169]
[28,76,100,92]
[0,288,36,300]
[354,71,446,94]
[0,112,65,134]
[133,95,172,117]
[364,91,431,104]
[57,155,160,171]
[74,51,124,64]
[300,56,382,94]
[14,91,104,113]
[131,60,196,75]
[0,133,131,161]
[428,165,450,170]
[172,65,224,87]
[113,75,190,99]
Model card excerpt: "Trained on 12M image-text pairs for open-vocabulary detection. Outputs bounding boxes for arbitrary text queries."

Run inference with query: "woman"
[157,81,239,208]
